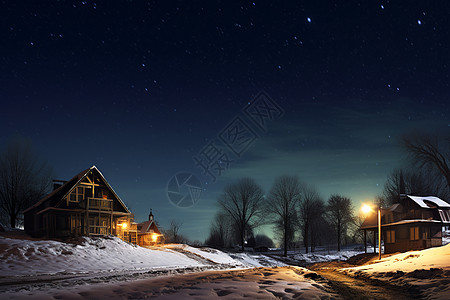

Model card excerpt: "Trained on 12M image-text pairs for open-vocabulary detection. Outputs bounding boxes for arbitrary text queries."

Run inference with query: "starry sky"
[1,1,449,242]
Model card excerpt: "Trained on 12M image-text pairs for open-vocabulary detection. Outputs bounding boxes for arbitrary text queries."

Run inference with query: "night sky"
[1,1,449,242]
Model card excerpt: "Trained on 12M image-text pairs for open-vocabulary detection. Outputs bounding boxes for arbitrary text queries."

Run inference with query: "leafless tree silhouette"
[266,175,301,256]
[0,138,52,228]
[402,133,450,194]
[326,194,354,251]
[299,184,325,253]
[218,178,265,251]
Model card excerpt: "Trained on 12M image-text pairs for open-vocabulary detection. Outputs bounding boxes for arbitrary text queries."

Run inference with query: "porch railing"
[89,225,109,235]
[87,197,113,211]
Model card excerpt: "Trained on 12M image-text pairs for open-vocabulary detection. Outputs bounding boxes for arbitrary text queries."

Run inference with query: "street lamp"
[361,203,382,260]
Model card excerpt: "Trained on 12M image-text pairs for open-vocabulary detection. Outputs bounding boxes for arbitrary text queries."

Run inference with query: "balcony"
[87,197,113,211]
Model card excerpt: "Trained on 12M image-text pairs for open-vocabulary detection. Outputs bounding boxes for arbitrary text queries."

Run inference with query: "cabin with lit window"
[361,195,450,254]
[24,166,138,244]
[137,209,164,246]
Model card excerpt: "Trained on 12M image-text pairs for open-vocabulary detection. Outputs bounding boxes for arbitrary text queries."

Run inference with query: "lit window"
[386,230,395,243]
[410,227,419,241]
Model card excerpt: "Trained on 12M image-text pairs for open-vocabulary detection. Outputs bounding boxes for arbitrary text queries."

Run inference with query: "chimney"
[52,179,67,191]
[149,209,154,222]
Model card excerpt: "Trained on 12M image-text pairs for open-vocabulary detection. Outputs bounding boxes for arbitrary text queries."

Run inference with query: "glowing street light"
[361,204,372,214]
[362,203,382,260]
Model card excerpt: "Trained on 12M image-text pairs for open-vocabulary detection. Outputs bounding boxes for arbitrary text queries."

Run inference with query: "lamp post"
[362,204,382,260]
[377,207,381,260]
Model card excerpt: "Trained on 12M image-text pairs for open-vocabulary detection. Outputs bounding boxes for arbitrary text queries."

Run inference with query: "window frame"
[410,226,419,241]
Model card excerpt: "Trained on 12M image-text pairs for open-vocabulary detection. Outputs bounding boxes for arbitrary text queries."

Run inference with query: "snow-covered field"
[0,236,242,277]
[343,244,450,299]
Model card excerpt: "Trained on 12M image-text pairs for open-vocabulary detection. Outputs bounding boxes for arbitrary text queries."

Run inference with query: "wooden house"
[137,209,164,246]
[24,166,138,244]
[361,195,450,254]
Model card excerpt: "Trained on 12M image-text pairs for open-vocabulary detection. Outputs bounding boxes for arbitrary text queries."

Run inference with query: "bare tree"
[299,185,326,253]
[326,194,354,251]
[383,168,450,205]
[218,178,265,251]
[165,220,183,243]
[265,176,301,256]
[205,212,232,248]
[309,199,330,252]
[382,169,407,205]
[0,138,52,228]
[350,214,366,244]
[402,133,450,193]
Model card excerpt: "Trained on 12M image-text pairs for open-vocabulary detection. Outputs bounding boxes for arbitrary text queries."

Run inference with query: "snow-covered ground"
[0,236,338,299]
[0,236,242,277]
[346,244,450,273]
[343,244,450,299]
[3,234,449,299]
[290,250,362,264]
[2,267,338,299]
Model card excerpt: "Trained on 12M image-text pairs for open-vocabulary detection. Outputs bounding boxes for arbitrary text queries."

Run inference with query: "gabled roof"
[406,195,450,209]
[137,220,161,235]
[360,195,450,230]
[24,166,131,214]
[23,167,90,213]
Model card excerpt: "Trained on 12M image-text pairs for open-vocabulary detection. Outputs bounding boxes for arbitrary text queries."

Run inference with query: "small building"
[361,195,450,254]
[24,166,138,243]
[137,209,164,246]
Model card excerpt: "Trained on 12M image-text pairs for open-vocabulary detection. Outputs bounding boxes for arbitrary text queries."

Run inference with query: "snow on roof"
[381,219,450,227]
[407,195,450,209]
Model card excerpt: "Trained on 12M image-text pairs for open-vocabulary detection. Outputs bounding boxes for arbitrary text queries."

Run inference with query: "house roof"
[137,220,161,234]
[23,167,90,213]
[360,195,450,230]
[406,195,450,209]
[24,166,131,214]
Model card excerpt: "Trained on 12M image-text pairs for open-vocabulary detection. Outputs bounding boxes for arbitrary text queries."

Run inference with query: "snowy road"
[2,267,338,299]
[313,267,419,300]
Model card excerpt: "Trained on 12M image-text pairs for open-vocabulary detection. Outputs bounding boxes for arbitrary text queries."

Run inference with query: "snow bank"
[343,244,450,300]
[0,236,242,277]
[164,244,239,265]
[291,250,362,264]
[346,244,450,273]
[227,252,288,267]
